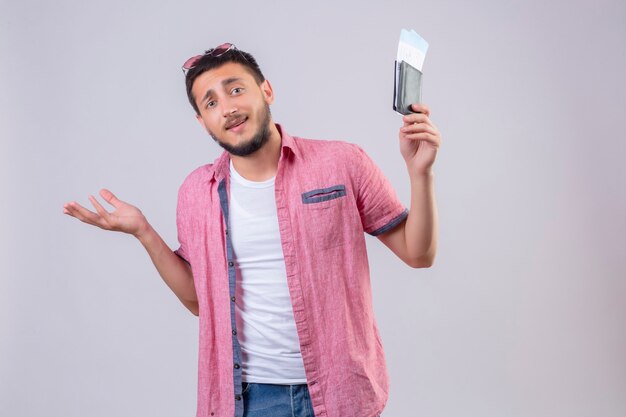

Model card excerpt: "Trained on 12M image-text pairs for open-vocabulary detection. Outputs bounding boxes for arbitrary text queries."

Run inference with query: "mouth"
[225,116,248,131]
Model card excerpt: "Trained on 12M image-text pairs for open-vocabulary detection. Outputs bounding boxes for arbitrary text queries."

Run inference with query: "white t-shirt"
[229,160,307,384]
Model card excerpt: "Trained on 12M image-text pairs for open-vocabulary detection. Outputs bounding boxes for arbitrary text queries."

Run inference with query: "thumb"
[99,188,123,208]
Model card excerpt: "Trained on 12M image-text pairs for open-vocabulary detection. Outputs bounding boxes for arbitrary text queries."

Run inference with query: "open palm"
[63,189,149,237]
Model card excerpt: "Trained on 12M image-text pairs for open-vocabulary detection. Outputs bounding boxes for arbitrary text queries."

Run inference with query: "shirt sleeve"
[352,144,409,236]
[173,185,191,264]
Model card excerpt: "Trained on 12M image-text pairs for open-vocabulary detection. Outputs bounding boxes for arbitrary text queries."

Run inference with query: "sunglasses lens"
[182,43,235,74]
[210,43,233,57]
[182,55,202,70]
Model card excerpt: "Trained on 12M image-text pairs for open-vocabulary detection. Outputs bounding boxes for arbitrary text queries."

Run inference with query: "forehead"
[191,62,257,95]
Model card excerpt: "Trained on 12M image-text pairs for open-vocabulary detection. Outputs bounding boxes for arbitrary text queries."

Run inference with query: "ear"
[260,79,275,105]
[196,113,207,130]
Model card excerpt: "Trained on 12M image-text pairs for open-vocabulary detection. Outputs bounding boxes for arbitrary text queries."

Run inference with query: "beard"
[209,103,272,157]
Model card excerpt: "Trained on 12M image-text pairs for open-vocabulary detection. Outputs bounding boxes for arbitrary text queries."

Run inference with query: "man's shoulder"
[178,162,216,194]
[292,136,365,160]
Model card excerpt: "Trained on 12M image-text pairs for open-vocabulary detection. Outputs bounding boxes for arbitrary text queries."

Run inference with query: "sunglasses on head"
[182,42,238,75]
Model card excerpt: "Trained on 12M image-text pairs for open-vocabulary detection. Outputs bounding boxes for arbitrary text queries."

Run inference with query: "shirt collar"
[208,123,299,183]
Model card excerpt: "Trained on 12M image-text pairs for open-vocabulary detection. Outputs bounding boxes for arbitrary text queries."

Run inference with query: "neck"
[230,122,282,181]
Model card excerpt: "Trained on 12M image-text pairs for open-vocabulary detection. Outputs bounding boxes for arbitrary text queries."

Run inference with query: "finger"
[410,103,430,116]
[402,132,441,147]
[99,188,123,209]
[401,124,440,140]
[89,195,112,222]
[63,201,105,227]
[402,112,430,125]
[401,123,438,136]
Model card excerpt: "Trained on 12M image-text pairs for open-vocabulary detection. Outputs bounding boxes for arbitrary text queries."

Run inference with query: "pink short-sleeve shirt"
[175,125,408,417]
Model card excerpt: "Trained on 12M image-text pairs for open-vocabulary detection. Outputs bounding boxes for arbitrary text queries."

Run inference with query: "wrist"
[134,220,154,243]
[406,165,434,181]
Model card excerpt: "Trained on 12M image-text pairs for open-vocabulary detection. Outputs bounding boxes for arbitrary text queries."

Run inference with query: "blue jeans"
[242,382,316,417]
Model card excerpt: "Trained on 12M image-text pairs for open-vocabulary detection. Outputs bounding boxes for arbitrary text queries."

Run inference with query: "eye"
[231,87,244,95]
[206,99,217,109]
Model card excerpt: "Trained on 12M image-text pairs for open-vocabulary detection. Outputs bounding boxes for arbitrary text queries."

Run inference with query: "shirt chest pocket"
[300,185,347,249]
[301,185,347,204]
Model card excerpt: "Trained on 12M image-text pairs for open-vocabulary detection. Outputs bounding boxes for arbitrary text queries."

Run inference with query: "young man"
[63,43,441,417]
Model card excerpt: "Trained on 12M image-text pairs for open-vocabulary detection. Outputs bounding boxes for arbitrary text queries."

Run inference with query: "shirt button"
[234,363,240,369]
[228,261,234,267]
[235,395,242,401]
[231,296,236,302]
[232,330,237,335]
[225,229,229,235]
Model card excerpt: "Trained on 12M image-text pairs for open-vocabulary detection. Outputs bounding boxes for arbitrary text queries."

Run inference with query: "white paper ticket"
[397,29,429,71]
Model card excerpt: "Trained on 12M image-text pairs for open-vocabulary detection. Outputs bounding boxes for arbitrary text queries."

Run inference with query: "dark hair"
[185,48,265,115]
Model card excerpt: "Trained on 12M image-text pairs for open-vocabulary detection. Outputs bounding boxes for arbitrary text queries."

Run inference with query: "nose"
[222,107,237,117]
[220,97,238,118]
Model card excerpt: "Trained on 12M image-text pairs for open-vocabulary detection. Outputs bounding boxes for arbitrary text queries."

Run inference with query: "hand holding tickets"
[393,29,429,115]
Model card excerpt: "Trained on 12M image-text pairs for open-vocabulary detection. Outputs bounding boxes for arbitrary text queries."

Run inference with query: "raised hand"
[63,188,150,238]
[398,103,442,176]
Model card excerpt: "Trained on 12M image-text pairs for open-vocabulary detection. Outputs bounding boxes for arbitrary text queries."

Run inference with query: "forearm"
[404,170,438,266]
[136,225,198,315]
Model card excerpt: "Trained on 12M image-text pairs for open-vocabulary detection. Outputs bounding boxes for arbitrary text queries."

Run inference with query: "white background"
[1,0,625,416]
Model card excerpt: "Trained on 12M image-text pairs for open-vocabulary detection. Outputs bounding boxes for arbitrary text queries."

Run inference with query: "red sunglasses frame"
[181,42,236,75]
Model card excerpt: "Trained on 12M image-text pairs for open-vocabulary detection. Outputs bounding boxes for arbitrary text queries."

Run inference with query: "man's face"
[192,62,275,157]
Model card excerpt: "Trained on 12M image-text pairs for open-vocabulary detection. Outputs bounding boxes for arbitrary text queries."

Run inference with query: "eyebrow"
[200,77,243,104]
